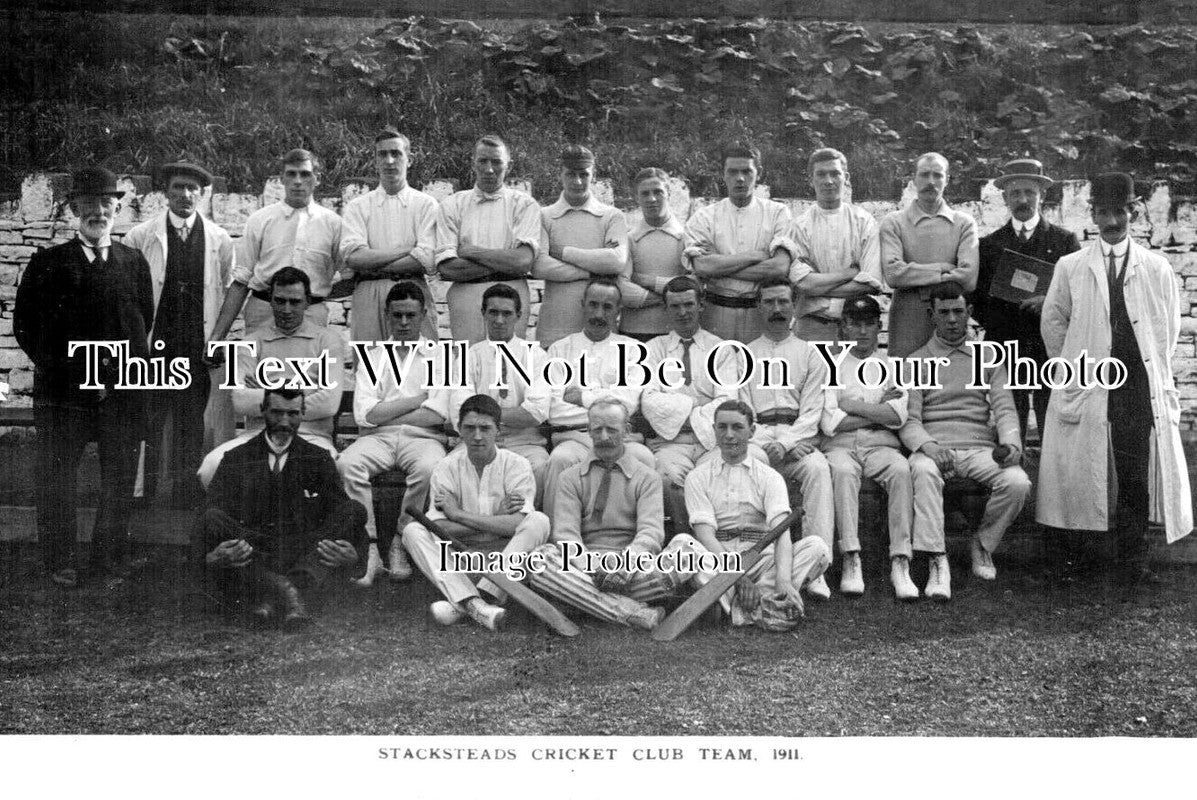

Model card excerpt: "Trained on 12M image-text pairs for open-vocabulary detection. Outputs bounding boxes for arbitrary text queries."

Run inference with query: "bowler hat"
[159,161,213,188]
[842,296,882,322]
[993,158,1054,189]
[67,167,123,200]
[1090,172,1137,208]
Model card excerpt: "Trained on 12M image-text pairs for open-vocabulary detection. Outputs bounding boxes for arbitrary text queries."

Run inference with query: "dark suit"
[14,238,154,574]
[975,219,1080,440]
[197,431,366,606]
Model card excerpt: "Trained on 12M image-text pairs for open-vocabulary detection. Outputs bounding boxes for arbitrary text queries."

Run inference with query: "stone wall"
[1,173,1194,427]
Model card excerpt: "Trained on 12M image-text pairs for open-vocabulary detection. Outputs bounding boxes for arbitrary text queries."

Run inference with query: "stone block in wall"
[6,368,32,394]
[0,318,11,335]
[1181,317,1197,335]
[422,180,457,202]
[976,181,1011,231]
[0,350,30,370]
[1143,183,1170,247]
[20,173,70,222]
[0,201,19,223]
[210,193,261,233]
[1171,202,1197,246]
[0,231,22,245]
[0,266,19,286]
[135,191,169,221]
[0,245,36,262]
[263,178,284,206]
[666,176,691,223]
[23,224,54,240]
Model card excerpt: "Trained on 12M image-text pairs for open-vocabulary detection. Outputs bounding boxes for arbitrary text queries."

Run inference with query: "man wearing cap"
[617,168,684,342]
[1039,173,1192,584]
[123,161,237,506]
[880,152,979,357]
[532,145,630,347]
[436,135,540,344]
[209,148,342,340]
[684,143,795,343]
[975,158,1080,443]
[790,148,885,343]
[739,276,836,600]
[639,276,739,535]
[820,296,918,599]
[340,130,439,343]
[15,167,154,587]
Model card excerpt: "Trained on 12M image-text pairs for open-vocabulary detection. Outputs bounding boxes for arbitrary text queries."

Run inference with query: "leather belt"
[715,527,767,543]
[757,409,799,426]
[705,292,758,309]
[550,424,588,434]
[252,288,326,304]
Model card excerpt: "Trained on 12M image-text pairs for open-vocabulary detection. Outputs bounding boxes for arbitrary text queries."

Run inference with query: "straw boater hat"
[993,158,1054,190]
[66,167,124,200]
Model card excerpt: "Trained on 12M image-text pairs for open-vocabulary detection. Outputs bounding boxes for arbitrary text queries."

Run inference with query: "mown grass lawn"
[2,542,1194,737]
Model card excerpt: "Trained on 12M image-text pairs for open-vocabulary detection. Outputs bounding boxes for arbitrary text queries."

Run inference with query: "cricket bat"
[408,508,580,637]
[652,508,804,642]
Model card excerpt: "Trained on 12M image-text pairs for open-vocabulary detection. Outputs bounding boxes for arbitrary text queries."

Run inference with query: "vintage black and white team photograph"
[1,0,1195,790]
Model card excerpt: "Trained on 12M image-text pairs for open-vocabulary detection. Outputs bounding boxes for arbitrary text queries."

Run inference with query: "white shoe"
[627,606,666,631]
[890,556,919,601]
[465,598,506,631]
[839,552,864,596]
[388,536,413,581]
[925,554,952,601]
[430,600,464,626]
[971,538,997,580]
[806,574,832,601]
[353,542,389,587]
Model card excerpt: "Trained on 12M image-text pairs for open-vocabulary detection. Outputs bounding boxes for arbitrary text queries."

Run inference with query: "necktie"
[178,223,189,242]
[90,246,106,268]
[1018,226,1029,243]
[680,338,694,386]
[589,462,616,523]
[271,453,282,474]
[1108,248,1119,289]
[499,357,509,400]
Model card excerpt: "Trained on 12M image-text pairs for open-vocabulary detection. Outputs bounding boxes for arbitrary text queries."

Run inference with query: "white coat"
[122,211,238,447]
[1038,238,1192,542]
[122,211,237,341]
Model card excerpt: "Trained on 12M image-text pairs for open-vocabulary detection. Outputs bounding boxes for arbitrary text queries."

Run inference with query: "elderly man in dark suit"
[974,158,1081,442]
[196,388,367,627]
[14,167,154,588]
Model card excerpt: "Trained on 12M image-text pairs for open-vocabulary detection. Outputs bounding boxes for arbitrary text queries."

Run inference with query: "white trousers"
[337,427,446,541]
[909,448,1032,553]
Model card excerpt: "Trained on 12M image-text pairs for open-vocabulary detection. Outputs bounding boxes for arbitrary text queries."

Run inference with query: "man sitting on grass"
[196,388,366,628]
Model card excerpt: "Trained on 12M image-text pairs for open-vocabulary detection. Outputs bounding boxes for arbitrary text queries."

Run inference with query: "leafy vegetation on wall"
[3,12,1195,202]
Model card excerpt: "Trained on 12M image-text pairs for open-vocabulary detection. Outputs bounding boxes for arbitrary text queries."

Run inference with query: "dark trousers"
[34,395,142,573]
[144,370,210,507]
[1108,388,1153,565]
[195,505,365,609]
[1012,387,1050,445]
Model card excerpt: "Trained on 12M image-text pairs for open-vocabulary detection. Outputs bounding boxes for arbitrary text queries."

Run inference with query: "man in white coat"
[1038,172,1192,584]
[123,162,236,505]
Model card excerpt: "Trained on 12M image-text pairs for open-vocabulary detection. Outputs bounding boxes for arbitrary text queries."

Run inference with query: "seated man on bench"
[899,281,1030,600]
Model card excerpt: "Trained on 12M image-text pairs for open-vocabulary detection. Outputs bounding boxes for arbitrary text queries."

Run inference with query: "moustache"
[768,314,787,321]
[587,318,609,327]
